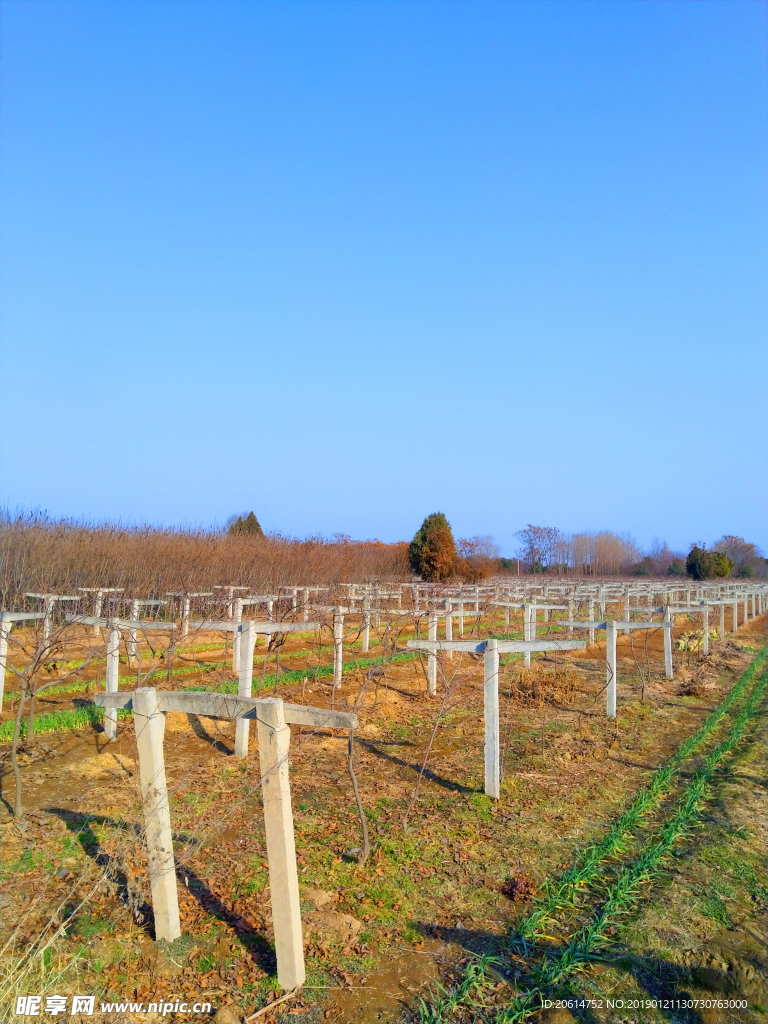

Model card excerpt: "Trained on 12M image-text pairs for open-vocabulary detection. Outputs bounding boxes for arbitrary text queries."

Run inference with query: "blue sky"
[1,0,766,556]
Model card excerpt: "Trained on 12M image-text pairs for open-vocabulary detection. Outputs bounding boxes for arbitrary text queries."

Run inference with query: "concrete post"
[43,595,55,641]
[0,614,11,707]
[181,597,191,638]
[333,609,344,690]
[93,591,104,637]
[427,609,437,696]
[474,587,480,614]
[133,687,181,944]
[457,601,465,637]
[623,587,631,635]
[524,604,532,668]
[484,639,500,799]
[588,599,595,646]
[128,599,140,659]
[732,598,738,633]
[702,606,709,656]
[719,602,725,640]
[235,622,256,758]
[232,598,243,673]
[256,698,306,991]
[265,599,274,650]
[504,603,510,631]
[302,588,309,622]
[445,602,453,659]
[599,585,606,619]
[567,600,574,636]
[104,622,121,741]
[663,609,673,679]
[361,596,370,654]
[606,620,617,719]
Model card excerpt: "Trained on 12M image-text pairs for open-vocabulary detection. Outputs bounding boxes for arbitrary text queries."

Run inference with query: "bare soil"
[1,612,764,1024]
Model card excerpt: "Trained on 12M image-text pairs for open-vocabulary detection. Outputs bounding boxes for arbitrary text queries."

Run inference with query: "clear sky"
[1,0,766,556]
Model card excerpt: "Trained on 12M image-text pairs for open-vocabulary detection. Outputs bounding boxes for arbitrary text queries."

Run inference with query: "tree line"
[1,510,764,604]
[408,516,766,581]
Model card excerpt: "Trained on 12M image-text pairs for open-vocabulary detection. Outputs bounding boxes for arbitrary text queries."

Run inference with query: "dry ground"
[1,610,765,1024]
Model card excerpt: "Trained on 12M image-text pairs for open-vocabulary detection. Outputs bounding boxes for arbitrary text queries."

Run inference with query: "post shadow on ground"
[46,807,275,971]
[47,808,154,933]
[354,737,479,795]
[411,920,711,1024]
[186,713,234,755]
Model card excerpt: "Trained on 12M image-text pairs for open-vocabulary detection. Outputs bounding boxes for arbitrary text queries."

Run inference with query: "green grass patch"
[1,651,421,738]
[0,705,132,742]
[190,649,420,696]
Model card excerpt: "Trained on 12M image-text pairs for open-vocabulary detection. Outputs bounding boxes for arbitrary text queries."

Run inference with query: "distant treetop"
[227,511,264,537]
[685,544,733,580]
[408,512,457,581]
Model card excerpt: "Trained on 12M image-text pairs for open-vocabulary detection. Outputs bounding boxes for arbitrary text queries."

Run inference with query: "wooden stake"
[246,988,300,1021]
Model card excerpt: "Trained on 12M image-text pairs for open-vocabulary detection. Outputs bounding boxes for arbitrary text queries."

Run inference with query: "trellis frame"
[94,686,357,990]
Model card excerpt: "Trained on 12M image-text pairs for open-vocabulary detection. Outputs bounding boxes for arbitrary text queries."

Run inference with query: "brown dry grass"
[506,663,581,708]
[0,513,410,606]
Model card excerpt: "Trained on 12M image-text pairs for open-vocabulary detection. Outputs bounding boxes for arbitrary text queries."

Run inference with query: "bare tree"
[515,525,561,572]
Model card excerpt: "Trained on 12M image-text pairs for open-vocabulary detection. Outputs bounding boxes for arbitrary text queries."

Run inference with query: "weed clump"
[506,664,579,707]
[500,873,537,902]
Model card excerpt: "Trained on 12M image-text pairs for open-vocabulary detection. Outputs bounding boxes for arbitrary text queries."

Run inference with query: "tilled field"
[1,614,765,1024]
